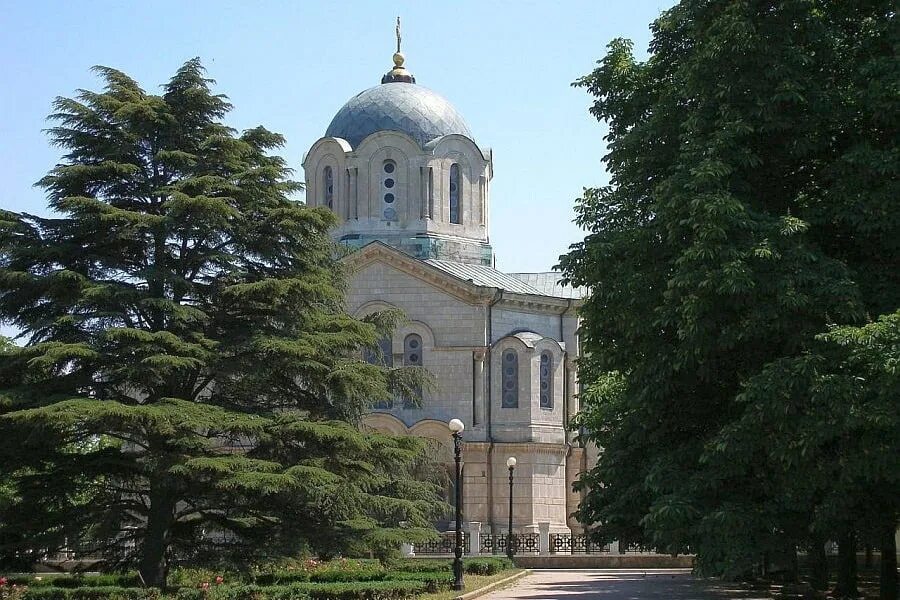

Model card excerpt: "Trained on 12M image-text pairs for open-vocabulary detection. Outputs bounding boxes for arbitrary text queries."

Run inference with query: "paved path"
[479,570,772,599]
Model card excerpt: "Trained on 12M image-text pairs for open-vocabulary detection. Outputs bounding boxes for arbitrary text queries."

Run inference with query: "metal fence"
[549,533,611,554]
[416,532,470,555]
[479,533,540,555]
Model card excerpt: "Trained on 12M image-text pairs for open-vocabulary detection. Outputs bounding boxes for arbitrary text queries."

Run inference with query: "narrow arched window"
[365,335,393,408]
[540,352,553,408]
[501,349,518,408]
[382,160,397,221]
[323,166,333,209]
[449,163,461,224]
[403,334,423,408]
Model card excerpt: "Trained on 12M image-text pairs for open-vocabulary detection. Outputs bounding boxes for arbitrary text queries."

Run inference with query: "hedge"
[5,576,142,589]
[252,570,390,586]
[389,557,513,576]
[176,582,423,600]
[23,587,160,600]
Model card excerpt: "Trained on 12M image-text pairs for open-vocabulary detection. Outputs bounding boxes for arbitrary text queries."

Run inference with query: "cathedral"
[302,32,595,537]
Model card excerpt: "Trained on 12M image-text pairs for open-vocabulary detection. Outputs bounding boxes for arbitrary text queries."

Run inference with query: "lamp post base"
[452,550,464,590]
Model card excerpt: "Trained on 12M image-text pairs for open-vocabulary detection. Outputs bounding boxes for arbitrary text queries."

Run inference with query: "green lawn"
[419,569,525,600]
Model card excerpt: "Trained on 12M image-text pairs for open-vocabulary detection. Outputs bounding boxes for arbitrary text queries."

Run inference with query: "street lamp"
[448,418,465,591]
[506,456,516,560]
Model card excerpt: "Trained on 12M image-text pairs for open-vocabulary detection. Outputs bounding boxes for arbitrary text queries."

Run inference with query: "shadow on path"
[480,570,773,600]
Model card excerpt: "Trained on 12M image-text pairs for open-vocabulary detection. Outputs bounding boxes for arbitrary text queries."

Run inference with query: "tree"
[562,0,898,593]
[0,60,441,585]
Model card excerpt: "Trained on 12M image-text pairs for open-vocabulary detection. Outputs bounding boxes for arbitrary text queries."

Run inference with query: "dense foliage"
[0,60,442,586]
[0,558,515,600]
[561,0,898,596]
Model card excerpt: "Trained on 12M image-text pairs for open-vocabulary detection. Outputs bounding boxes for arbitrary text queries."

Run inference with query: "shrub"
[462,558,513,576]
[387,557,513,576]
[23,587,160,600]
[382,560,447,574]
[172,590,203,600]
[306,572,386,584]
[168,570,231,590]
[299,582,424,600]
[200,582,422,600]
[43,577,143,589]
[383,573,451,594]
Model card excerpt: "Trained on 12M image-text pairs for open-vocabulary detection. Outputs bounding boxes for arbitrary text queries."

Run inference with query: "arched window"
[403,334,423,408]
[365,335,393,409]
[449,163,461,224]
[501,349,518,408]
[540,352,553,408]
[323,166,333,209]
[382,160,397,221]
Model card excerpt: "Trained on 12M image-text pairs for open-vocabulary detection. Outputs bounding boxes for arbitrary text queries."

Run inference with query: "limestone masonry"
[302,43,597,536]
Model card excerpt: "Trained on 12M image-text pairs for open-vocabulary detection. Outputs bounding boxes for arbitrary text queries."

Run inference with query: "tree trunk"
[788,544,800,583]
[138,484,176,588]
[809,537,829,591]
[835,532,859,598]
[881,528,897,600]
[866,544,874,568]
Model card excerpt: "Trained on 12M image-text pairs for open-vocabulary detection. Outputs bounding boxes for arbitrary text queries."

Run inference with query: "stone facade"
[303,51,593,535]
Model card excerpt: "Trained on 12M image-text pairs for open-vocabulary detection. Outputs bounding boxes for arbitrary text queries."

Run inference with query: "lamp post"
[506,456,516,560]
[448,418,465,591]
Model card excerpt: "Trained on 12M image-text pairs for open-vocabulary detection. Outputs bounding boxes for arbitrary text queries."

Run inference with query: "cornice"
[342,242,585,311]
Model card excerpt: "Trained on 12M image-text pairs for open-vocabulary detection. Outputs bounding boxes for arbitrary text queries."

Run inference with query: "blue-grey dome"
[325,83,472,148]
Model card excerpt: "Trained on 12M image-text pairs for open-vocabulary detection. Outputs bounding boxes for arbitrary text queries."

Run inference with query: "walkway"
[479,570,772,599]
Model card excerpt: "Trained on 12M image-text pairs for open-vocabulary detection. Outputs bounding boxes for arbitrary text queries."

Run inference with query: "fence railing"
[549,533,611,554]
[479,533,540,555]
[414,532,470,555]
[404,524,676,557]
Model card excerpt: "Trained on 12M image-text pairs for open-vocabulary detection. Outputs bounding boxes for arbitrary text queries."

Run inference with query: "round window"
[541,354,549,363]
[408,338,419,349]
[541,380,549,391]
[505,353,515,363]
[327,185,333,194]
[384,178,395,188]
[504,379,515,391]
[503,392,516,406]
[383,162,395,174]
[449,181,458,193]
[541,366,549,377]
[383,208,397,220]
[384,193,395,203]
[504,366,515,376]
[541,393,549,405]
[409,353,419,363]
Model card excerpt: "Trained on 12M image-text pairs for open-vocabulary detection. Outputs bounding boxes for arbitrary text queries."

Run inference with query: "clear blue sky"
[0,0,668,273]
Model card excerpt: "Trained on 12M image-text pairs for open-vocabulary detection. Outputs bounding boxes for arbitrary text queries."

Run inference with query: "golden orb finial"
[382,16,415,84]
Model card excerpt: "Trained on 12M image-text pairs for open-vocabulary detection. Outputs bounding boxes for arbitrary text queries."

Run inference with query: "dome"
[325,83,472,149]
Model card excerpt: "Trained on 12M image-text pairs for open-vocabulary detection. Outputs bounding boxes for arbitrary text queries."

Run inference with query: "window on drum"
[501,349,518,408]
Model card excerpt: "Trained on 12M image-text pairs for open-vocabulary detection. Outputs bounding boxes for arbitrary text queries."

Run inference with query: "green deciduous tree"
[0,60,441,586]
[562,0,898,595]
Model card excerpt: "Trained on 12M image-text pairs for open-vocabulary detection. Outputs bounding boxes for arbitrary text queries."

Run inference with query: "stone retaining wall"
[511,554,695,569]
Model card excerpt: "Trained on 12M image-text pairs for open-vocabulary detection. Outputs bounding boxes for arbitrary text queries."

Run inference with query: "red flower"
[214,577,224,585]
[0,577,7,586]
